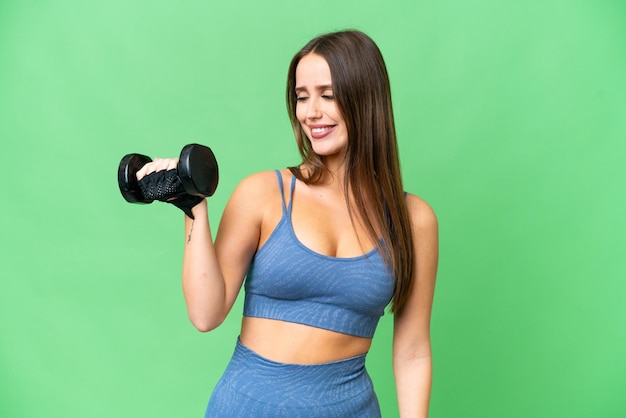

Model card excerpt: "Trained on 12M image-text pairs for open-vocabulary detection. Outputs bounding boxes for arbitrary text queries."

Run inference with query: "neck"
[318,156,347,189]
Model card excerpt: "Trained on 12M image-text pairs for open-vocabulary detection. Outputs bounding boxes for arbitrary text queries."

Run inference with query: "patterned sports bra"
[243,171,395,338]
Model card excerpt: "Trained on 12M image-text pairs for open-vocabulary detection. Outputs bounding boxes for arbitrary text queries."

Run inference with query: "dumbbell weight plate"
[178,144,219,197]
[117,153,153,203]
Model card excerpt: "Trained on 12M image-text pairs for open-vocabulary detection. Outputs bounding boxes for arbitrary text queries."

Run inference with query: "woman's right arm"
[182,173,269,331]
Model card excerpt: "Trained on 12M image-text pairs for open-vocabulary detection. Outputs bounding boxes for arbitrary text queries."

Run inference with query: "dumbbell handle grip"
[118,143,219,204]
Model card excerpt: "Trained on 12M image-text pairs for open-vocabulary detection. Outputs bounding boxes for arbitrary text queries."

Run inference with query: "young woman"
[138,30,438,417]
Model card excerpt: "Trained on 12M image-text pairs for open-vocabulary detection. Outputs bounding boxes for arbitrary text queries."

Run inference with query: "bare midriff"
[239,316,372,364]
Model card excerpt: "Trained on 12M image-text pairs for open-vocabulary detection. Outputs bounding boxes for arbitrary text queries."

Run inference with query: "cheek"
[328,104,344,125]
[294,107,308,137]
[295,105,306,123]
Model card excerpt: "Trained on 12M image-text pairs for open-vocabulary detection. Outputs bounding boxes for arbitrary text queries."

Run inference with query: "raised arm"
[135,158,269,332]
[393,194,439,417]
[182,172,270,332]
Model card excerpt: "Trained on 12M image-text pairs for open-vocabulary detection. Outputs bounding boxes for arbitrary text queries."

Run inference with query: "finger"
[165,158,179,171]
[137,161,159,179]
[136,163,150,180]
[152,158,178,173]
[136,158,175,180]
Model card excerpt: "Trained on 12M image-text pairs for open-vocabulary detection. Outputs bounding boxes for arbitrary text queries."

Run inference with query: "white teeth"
[311,127,332,133]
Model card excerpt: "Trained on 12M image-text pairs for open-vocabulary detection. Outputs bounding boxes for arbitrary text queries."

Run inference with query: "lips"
[308,125,336,139]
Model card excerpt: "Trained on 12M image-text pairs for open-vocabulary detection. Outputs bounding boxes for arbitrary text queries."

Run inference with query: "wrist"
[190,198,208,218]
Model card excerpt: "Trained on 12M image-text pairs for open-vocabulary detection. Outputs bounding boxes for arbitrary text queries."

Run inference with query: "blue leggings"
[204,339,381,417]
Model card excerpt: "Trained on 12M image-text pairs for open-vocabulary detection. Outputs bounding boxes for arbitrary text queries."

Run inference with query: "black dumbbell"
[117,143,219,204]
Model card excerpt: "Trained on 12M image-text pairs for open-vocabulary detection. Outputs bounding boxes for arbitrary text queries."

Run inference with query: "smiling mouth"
[309,125,336,138]
[311,126,333,133]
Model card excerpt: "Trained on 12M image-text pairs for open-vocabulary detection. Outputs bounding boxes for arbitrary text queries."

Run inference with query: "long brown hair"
[286,30,414,313]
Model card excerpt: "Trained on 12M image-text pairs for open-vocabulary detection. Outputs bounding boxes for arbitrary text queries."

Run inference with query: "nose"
[305,97,322,119]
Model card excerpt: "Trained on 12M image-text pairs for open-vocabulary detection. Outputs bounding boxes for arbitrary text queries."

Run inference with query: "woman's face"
[294,53,348,162]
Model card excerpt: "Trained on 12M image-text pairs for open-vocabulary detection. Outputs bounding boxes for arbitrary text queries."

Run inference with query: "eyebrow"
[294,84,334,93]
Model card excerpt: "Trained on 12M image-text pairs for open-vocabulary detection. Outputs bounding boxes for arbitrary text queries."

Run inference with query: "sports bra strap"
[274,170,286,214]
[287,175,296,213]
[274,170,297,215]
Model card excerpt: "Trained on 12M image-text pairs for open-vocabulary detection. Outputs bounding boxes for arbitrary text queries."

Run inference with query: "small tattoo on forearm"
[187,220,194,244]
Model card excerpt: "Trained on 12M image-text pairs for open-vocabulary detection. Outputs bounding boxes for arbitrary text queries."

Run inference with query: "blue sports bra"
[243,171,395,338]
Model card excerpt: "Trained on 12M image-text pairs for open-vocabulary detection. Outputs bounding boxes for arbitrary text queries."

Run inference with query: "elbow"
[188,312,225,333]
[193,322,216,333]
[190,318,219,333]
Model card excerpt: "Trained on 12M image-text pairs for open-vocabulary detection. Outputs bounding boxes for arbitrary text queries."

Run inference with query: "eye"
[321,89,335,100]
[295,95,308,102]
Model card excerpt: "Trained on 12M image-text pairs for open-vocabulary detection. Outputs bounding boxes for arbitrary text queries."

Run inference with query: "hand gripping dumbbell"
[117,143,218,218]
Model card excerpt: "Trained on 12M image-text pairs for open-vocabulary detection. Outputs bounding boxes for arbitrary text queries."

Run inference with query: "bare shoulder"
[224,170,285,218]
[405,193,438,234]
[233,170,281,196]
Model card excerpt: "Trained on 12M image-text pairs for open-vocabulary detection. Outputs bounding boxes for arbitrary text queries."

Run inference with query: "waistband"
[223,338,371,401]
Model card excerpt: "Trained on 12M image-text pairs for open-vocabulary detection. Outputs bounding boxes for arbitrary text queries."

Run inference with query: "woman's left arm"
[393,194,439,417]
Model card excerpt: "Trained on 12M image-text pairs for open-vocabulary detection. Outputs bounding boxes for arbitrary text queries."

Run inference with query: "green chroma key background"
[1,1,624,417]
